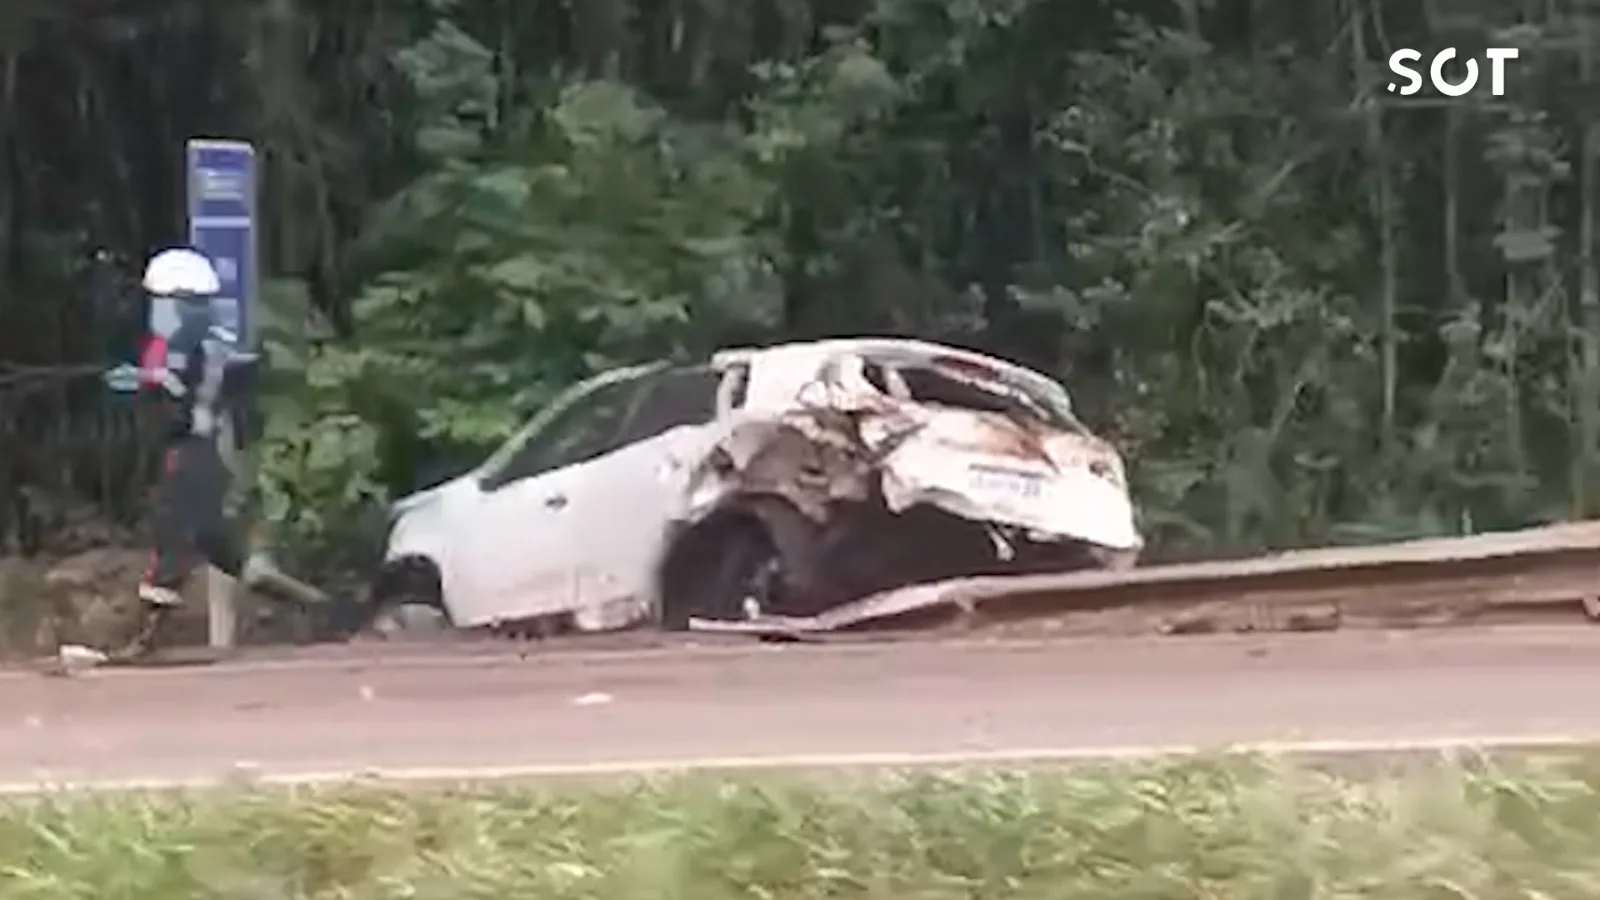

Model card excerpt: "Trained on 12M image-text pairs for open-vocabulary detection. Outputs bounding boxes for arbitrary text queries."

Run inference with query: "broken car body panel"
[677,343,1141,554]
[863,407,1139,552]
[376,338,1143,634]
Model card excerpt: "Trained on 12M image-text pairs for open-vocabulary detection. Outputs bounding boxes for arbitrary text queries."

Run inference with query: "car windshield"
[473,381,592,478]
[472,362,664,480]
[476,415,546,478]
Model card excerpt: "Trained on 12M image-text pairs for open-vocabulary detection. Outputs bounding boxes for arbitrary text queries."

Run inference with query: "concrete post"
[206,564,238,648]
[205,414,242,650]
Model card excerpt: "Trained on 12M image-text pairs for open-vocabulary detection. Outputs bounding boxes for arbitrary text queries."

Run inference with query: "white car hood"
[391,472,473,518]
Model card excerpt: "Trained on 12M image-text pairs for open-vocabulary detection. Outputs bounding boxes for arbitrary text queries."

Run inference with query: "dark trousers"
[143,435,235,589]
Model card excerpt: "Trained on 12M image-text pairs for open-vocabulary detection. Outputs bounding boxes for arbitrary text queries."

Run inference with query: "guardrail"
[690,521,1600,637]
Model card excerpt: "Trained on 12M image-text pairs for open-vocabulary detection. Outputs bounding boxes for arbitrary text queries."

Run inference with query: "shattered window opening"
[892,364,1085,433]
[862,361,891,392]
[723,362,750,409]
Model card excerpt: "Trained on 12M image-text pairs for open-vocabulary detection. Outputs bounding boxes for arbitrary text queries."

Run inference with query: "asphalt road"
[3,627,1600,790]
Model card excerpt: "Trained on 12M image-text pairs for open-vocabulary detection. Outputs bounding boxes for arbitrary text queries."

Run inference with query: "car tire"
[368,601,452,640]
[350,555,448,639]
[659,496,824,629]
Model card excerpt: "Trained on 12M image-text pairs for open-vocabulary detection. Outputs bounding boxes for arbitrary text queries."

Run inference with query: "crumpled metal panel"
[675,350,1139,553]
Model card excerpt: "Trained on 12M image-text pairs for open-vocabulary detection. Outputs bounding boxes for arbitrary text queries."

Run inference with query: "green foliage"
[9,0,1600,576]
[255,23,787,563]
[9,754,1600,897]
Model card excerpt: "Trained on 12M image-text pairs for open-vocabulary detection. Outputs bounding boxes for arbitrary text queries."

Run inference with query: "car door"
[452,371,648,625]
[555,365,728,623]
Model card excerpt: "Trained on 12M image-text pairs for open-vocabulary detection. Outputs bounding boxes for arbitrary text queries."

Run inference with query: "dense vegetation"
[3,0,1599,575]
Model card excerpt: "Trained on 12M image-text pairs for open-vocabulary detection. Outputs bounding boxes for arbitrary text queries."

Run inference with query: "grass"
[4,752,1600,899]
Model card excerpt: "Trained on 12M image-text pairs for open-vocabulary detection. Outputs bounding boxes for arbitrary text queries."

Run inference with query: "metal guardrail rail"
[38,521,1600,673]
[690,522,1600,636]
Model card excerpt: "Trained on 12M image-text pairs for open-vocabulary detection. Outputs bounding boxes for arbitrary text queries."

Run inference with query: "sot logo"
[1388,48,1520,97]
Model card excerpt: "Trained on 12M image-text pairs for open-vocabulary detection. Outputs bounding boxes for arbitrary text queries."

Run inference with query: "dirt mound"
[0,548,213,657]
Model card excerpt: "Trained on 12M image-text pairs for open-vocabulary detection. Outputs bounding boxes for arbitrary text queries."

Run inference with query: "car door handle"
[544,494,568,509]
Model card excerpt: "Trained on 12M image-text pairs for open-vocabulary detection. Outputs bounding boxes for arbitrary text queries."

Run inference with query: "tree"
[2,0,1599,583]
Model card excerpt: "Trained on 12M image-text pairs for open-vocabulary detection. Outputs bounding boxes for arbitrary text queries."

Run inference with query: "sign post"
[185,138,257,349]
[186,138,259,650]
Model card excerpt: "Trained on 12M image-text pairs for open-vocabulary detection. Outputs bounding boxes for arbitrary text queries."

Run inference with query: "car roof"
[711,337,1064,396]
[715,336,1010,370]
[626,338,1042,379]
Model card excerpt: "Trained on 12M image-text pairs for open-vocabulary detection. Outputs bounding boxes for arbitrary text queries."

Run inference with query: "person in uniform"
[134,247,240,612]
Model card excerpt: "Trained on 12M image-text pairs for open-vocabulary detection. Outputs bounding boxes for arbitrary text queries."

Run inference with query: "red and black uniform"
[138,310,237,594]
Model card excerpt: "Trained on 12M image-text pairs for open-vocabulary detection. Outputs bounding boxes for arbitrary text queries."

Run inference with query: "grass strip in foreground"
[4,751,1600,898]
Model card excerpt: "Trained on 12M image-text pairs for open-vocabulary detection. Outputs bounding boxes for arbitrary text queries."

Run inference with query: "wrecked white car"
[369,338,1142,634]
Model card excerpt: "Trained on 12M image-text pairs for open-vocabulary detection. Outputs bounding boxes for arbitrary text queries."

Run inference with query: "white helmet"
[142,247,220,297]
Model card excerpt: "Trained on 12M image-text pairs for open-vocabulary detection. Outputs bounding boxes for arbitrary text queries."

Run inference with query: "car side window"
[481,378,643,490]
[861,360,891,393]
[615,366,723,445]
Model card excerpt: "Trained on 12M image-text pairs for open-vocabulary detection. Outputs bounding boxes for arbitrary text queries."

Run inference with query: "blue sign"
[107,138,259,393]
[185,138,257,349]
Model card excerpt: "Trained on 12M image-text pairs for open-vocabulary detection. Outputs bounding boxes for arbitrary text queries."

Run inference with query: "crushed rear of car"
[654,344,1141,629]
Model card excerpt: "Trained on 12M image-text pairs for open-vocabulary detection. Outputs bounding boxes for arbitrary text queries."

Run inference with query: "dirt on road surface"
[4,627,1600,790]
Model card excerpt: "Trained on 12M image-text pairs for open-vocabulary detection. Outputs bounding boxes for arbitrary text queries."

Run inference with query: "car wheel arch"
[370,553,448,614]
[652,492,825,627]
